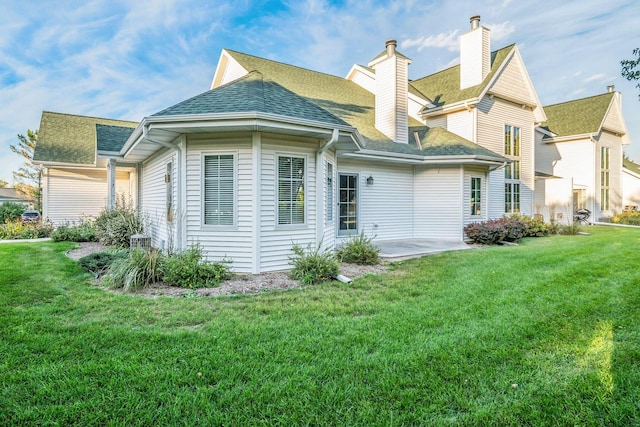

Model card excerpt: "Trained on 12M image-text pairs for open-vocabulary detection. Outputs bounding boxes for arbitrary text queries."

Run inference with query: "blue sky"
[1,0,639,184]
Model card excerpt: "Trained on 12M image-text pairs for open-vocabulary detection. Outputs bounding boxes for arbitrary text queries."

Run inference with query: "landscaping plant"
[102,248,164,291]
[336,231,380,265]
[0,219,53,240]
[51,220,97,242]
[163,246,232,288]
[612,210,640,225]
[78,250,129,277]
[94,198,144,248]
[0,201,25,222]
[289,242,339,285]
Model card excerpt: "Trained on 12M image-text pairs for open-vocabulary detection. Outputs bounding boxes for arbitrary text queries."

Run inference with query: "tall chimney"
[368,40,411,144]
[460,15,491,89]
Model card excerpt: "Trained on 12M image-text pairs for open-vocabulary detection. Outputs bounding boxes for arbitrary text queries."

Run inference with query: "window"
[470,177,482,216]
[326,162,334,222]
[166,162,173,222]
[278,155,305,225]
[601,146,610,211]
[204,154,234,225]
[573,189,587,211]
[504,125,521,213]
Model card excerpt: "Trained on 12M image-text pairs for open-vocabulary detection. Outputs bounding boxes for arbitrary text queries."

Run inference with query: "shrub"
[51,220,97,242]
[289,242,339,285]
[164,246,233,288]
[0,202,25,222]
[94,199,144,248]
[520,215,554,237]
[78,250,129,277]
[103,249,164,291]
[499,215,529,242]
[464,219,507,245]
[336,231,380,265]
[0,219,53,240]
[612,211,640,226]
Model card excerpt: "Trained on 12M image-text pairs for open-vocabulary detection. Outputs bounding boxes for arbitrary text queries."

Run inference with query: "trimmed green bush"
[51,220,97,242]
[464,215,555,245]
[103,249,164,291]
[164,246,232,288]
[0,202,25,222]
[336,231,380,265]
[289,242,339,285]
[94,200,144,248]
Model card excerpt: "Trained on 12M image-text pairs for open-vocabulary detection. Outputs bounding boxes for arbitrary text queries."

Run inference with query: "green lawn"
[1,227,640,426]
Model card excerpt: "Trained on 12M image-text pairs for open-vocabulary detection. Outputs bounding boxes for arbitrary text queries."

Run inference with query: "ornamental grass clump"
[289,242,339,285]
[163,246,233,288]
[103,249,164,291]
[94,198,144,248]
[336,231,380,265]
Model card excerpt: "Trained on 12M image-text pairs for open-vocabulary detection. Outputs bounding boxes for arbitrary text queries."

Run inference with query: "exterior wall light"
[366,175,374,185]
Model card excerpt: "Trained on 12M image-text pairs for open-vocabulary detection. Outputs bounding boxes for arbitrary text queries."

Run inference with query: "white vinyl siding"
[413,166,463,240]
[203,154,235,226]
[488,53,537,106]
[476,97,535,217]
[43,167,132,225]
[339,159,414,241]
[141,150,176,251]
[185,136,253,272]
[260,137,316,272]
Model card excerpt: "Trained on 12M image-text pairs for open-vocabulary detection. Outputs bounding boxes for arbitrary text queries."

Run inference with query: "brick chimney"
[368,40,411,144]
[460,15,491,89]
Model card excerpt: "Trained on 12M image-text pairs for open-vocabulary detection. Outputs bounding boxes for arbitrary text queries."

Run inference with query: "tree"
[10,129,41,211]
[0,180,7,188]
[621,48,640,100]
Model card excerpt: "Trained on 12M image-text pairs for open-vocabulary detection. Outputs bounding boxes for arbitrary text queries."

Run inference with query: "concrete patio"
[375,238,471,261]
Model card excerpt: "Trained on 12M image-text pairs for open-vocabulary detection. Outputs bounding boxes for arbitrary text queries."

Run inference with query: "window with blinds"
[278,155,305,225]
[204,154,234,226]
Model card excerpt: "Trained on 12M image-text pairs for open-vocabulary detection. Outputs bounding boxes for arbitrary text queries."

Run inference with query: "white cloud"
[485,21,516,42]
[401,30,460,52]
[584,73,607,83]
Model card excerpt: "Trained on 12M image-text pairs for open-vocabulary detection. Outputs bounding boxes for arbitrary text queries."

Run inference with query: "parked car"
[21,210,41,223]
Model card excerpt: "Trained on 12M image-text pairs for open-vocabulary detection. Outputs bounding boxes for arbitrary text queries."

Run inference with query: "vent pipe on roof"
[470,15,481,29]
[607,85,615,93]
[386,39,397,57]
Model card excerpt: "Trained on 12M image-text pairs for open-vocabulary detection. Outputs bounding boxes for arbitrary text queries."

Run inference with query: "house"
[0,188,33,207]
[34,16,628,273]
[622,158,640,210]
[33,112,138,224]
[535,87,630,223]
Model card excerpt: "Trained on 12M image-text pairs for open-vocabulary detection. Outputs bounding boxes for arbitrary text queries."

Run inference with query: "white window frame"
[276,153,307,227]
[504,124,521,214]
[470,176,482,217]
[600,146,610,211]
[201,151,237,228]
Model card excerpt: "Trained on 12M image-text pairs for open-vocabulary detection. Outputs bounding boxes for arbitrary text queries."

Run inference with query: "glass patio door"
[338,173,358,236]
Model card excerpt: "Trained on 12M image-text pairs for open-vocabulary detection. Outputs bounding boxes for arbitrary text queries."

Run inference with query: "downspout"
[142,124,185,251]
[316,129,340,247]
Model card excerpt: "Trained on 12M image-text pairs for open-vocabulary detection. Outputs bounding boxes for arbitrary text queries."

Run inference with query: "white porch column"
[107,159,116,210]
[251,132,262,274]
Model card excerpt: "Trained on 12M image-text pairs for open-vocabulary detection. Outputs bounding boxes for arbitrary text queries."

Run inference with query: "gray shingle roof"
[35,112,137,164]
[153,71,348,126]
[96,124,136,152]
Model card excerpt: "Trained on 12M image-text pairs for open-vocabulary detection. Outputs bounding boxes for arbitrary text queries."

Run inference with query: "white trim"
[337,171,360,237]
[251,132,261,274]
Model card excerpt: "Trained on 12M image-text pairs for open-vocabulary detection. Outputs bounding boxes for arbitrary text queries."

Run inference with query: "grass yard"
[1,226,640,426]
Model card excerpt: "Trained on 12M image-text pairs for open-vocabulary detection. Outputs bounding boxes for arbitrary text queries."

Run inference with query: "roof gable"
[542,92,615,138]
[411,44,514,109]
[34,112,138,165]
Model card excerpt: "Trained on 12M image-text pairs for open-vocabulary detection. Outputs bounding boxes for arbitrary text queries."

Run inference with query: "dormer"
[460,15,491,89]
[368,40,411,144]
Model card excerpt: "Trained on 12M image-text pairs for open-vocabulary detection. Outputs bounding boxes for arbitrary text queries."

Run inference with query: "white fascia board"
[543,133,594,144]
[341,150,507,166]
[623,167,640,180]
[421,98,480,117]
[32,161,102,170]
[535,126,555,138]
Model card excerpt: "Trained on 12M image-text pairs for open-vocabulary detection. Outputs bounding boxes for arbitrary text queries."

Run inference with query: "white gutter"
[142,124,185,251]
[316,129,340,246]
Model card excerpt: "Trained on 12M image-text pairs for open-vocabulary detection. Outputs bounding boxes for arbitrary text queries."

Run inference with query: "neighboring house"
[34,112,138,224]
[0,188,33,207]
[535,87,630,223]
[622,158,640,209]
[32,16,630,272]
